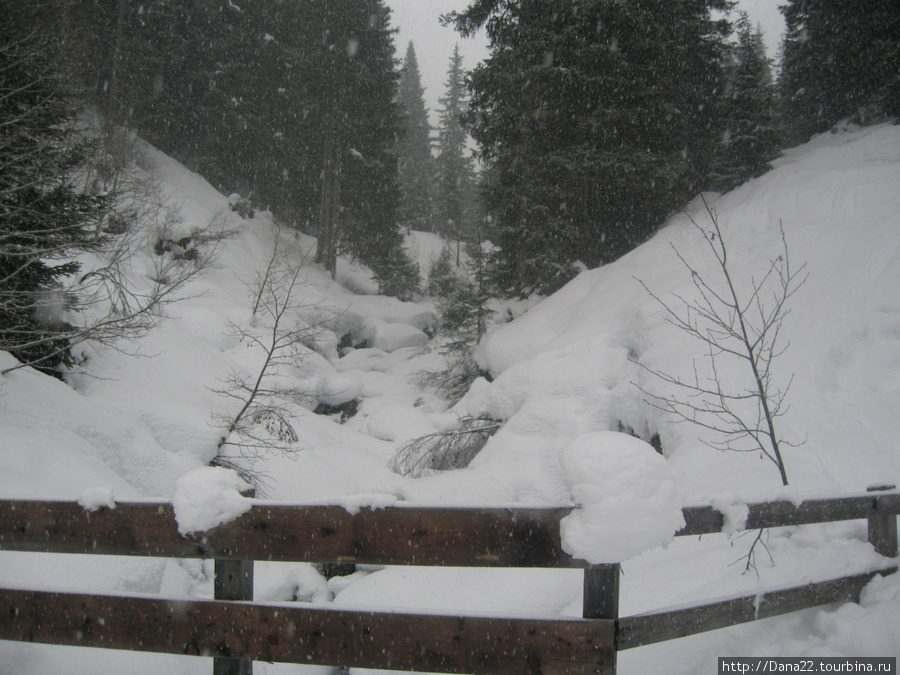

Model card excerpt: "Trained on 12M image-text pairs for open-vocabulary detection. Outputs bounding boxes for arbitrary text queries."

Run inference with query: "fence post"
[214,488,255,675]
[583,564,620,674]
[867,484,898,558]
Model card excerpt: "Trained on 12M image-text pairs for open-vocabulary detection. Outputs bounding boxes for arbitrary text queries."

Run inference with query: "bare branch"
[389,416,501,478]
[636,199,806,486]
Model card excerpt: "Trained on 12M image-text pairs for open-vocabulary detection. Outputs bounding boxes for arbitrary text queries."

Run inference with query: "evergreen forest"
[2,0,899,372]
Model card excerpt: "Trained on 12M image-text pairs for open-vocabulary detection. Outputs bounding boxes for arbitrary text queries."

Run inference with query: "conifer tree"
[396,41,435,233]
[709,14,780,192]
[0,0,109,373]
[434,45,478,247]
[780,0,900,144]
[449,0,732,295]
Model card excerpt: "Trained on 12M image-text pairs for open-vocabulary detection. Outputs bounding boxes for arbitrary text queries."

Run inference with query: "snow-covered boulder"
[367,318,429,352]
[290,349,363,407]
[349,294,436,332]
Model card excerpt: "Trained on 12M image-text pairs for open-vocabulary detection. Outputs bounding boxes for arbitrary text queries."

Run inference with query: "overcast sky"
[386,0,786,128]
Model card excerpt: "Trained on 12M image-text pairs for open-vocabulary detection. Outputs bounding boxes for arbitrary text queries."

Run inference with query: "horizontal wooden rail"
[618,566,898,650]
[0,489,897,675]
[677,492,900,536]
[0,500,578,567]
[1,491,897,565]
[0,587,616,675]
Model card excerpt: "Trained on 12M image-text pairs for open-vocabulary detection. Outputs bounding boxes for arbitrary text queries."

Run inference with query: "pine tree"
[449,0,733,295]
[434,45,478,247]
[780,0,900,144]
[294,0,404,281]
[433,241,494,403]
[0,0,109,373]
[709,14,780,192]
[396,41,435,233]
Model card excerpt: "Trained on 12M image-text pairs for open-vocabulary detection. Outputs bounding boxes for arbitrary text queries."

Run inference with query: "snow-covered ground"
[2,123,900,673]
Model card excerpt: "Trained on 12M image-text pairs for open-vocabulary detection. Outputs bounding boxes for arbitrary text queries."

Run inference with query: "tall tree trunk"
[316,126,341,278]
[98,0,128,120]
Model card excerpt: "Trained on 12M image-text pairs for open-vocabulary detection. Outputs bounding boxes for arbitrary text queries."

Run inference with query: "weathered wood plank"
[0,588,616,675]
[2,492,897,566]
[744,496,874,529]
[583,565,620,622]
[213,558,254,675]
[583,564,621,672]
[0,500,579,567]
[617,568,897,650]
[214,552,254,673]
[677,506,725,536]
[868,486,899,558]
[677,493,900,536]
[0,500,581,567]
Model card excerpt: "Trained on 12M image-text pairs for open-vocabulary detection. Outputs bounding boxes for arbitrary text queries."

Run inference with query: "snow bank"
[464,123,900,502]
[172,467,253,535]
[559,432,684,563]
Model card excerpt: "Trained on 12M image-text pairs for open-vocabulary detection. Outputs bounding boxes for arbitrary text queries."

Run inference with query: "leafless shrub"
[212,233,340,474]
[635,197,807,487]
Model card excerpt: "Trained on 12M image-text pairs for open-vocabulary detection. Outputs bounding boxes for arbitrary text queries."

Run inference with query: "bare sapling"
[212,233,336,477]
[637,198,807,487]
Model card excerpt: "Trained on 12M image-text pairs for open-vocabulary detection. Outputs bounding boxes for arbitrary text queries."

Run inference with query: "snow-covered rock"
[367,317,429,352]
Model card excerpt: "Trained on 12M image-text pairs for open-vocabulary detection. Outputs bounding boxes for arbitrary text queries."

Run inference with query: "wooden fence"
[0,486,897,674]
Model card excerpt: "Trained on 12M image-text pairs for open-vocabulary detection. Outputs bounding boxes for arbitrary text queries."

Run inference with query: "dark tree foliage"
[396,41,436,233]
[780,0,900,144]
[305,0,404,278]
[434,45,479,245]
[0,0,108,374]
[708,14,781,192]
[448,0,733,296]
[65,0,408,288]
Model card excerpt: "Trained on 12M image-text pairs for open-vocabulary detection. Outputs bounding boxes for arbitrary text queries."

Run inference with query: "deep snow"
[2,123,900,673]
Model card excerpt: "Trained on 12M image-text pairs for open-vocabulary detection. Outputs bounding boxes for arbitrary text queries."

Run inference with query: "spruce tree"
[434,45,478,247]
[396,41,435,233]
[449,0,732,295]
[709,14,780,192]
[0,0,108,373]
[780,0,900,144]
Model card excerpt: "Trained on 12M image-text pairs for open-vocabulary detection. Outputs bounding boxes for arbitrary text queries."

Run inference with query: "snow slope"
[2,124,900,673]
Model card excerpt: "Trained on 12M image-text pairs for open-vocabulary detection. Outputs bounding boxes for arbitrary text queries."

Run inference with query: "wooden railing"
[0,487,897,675]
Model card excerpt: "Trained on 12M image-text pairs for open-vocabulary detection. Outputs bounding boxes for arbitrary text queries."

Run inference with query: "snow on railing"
[0,487,897,675]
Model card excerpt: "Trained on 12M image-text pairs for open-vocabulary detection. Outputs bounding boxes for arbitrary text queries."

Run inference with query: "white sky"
[386,0,786,128]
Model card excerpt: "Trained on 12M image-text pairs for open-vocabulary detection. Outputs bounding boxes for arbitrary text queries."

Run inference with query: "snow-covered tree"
[0,1,108,374]
[708,14,781,192]
[434,45,479,246]
[449,0,733,295]
[396,41,435,233]
[779,0,900,144]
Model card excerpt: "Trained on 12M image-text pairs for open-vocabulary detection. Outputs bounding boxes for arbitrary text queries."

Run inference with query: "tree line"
[446,0,899,295]
[2,0,898,375]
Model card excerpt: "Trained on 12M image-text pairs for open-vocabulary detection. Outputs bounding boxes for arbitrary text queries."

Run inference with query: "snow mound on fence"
[172,467,254,535]
[559,432,684,564]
